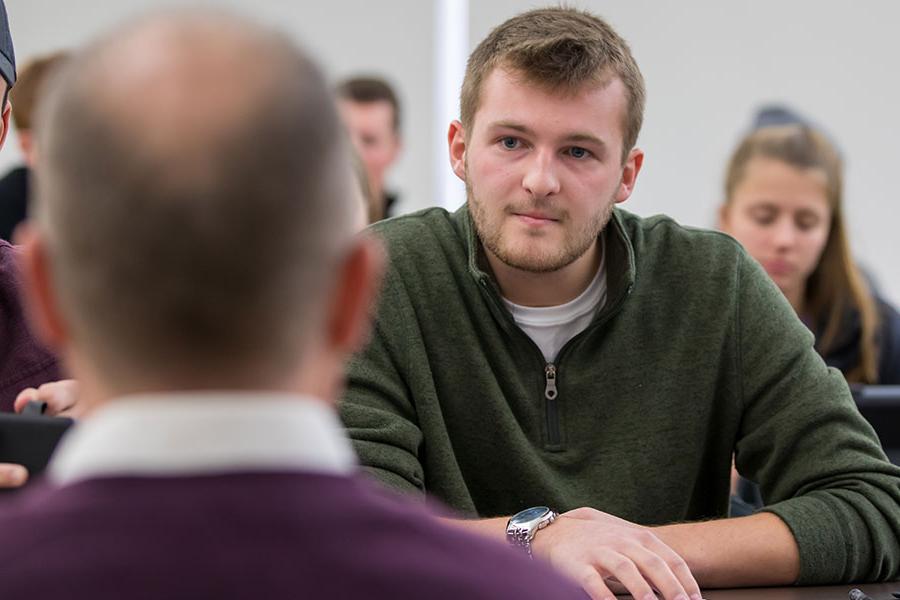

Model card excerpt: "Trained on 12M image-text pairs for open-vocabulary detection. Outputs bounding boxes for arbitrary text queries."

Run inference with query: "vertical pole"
[434,0,468,210]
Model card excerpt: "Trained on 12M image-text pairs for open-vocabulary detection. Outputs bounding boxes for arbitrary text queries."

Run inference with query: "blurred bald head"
[32,11,358,389]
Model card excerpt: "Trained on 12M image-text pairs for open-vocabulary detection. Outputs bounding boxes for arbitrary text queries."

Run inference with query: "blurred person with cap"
[0,51,69,242]
[720,105,900,385]
[0,8,588,599]
[720,106,900,515]
[0,0,62,490]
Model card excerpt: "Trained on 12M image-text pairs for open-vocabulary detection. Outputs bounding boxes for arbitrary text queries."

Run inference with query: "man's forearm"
[440,515,508,543]
[441,510,704,600]
[653,512,800,588]
[441,511,800,591]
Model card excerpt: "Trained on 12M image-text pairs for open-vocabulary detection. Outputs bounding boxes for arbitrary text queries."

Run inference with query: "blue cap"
[0,0,14,88]
[752,104,809,129]
[751,103,841,158]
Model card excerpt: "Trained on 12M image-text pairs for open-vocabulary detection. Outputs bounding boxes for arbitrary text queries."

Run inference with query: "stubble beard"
[466,179,615,274]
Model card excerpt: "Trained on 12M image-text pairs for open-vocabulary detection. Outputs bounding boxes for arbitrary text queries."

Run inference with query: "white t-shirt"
[502,251,607,364]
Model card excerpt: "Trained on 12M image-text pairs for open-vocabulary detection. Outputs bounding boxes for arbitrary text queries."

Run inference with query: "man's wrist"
[506,506,559,558]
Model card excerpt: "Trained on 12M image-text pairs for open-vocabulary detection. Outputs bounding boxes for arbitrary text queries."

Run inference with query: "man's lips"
[512,212,559,225]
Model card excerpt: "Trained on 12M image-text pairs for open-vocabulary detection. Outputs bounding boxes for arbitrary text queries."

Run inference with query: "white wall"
[8,1,900,302]
[4,0,435,217]
[473,1,900,304]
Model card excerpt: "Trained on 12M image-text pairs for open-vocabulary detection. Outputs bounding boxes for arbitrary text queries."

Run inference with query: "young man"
[337,76,402,220]
[0,11,587,599]
[341,7,900,599]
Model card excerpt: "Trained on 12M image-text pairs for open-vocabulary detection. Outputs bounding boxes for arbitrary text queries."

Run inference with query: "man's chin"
[493,246,571,274]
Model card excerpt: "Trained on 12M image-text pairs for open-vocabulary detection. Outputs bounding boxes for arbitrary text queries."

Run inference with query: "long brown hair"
[724,125,881,383]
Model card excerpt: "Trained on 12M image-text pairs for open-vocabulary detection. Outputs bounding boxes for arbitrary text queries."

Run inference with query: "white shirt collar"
[48,392,357,486]
[502,235,607,326]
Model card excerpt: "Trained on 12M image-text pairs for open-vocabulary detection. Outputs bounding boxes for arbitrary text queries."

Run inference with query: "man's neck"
[69,349,340,417]
[487,240,602,307]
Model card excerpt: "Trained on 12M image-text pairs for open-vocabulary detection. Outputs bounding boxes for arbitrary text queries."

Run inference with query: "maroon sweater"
[0,471,587,599]
[0,240,60,411]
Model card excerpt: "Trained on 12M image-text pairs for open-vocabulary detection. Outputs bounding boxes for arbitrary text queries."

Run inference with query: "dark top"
[0,471,587,599]
[0,165,28,242]
[817,297,900,384]
[0,239,61,411]
[383,190,398,218]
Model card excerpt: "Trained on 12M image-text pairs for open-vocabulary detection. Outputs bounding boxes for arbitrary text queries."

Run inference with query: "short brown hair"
[724,125,881,383]
[460,7,645,161]
[336,76,401,132]
[10,51,68,131]
[34,12,357,386]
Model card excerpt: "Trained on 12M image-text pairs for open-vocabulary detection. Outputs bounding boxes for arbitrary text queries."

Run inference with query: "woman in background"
[719,120,900,384]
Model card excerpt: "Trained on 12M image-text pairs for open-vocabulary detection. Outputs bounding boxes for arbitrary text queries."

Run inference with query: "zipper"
[539,284,633,449]
[544,363,561,446]
[478,271,635,451]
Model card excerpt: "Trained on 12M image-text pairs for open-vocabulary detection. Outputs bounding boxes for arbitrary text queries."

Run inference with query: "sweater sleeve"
[733,252,900,583]
[339,266,425,495]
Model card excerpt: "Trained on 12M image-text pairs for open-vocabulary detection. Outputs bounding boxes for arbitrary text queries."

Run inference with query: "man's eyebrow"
[563,132,606,149]
[488,121,534,135]
[488,121,607,149]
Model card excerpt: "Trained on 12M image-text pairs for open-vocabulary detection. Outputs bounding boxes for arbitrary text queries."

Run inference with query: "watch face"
[512,506,550,526]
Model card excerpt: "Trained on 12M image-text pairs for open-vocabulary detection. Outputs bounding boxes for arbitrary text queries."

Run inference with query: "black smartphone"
[0,412,74,483]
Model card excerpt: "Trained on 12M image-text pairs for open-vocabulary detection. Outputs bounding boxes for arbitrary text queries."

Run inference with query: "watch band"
[506,506,559,558]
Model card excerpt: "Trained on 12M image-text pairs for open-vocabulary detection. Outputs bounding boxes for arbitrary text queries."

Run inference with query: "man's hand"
[533,507,701,600]
[0,463,27,488]
[14,379,81,417]
[0,382,80,490]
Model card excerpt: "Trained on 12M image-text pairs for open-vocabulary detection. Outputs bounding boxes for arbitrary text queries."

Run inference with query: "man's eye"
[501,137,519,150]
[567,146,589,159]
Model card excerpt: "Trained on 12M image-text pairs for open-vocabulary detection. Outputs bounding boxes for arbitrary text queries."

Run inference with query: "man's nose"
[522,150,561,198]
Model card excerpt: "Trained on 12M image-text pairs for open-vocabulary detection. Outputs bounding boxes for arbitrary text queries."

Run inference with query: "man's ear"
[0,97,10,151]
[614,147,645,204]
[18,131,35,167]
[325,234,386,355]
[14,223,69,351]
[447,120,467,182]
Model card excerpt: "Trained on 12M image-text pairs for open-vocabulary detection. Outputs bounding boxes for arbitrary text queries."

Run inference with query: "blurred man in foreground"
[0,10,586,599]
[0,0,61,489]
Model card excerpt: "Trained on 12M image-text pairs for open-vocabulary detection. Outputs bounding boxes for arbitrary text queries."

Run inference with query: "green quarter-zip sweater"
[340,205,900,583]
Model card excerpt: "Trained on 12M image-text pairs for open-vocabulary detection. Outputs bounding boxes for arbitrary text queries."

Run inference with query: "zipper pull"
[544,364,558,400]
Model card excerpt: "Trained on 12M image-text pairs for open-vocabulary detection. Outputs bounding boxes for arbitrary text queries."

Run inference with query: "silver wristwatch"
[506,506,559,558]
